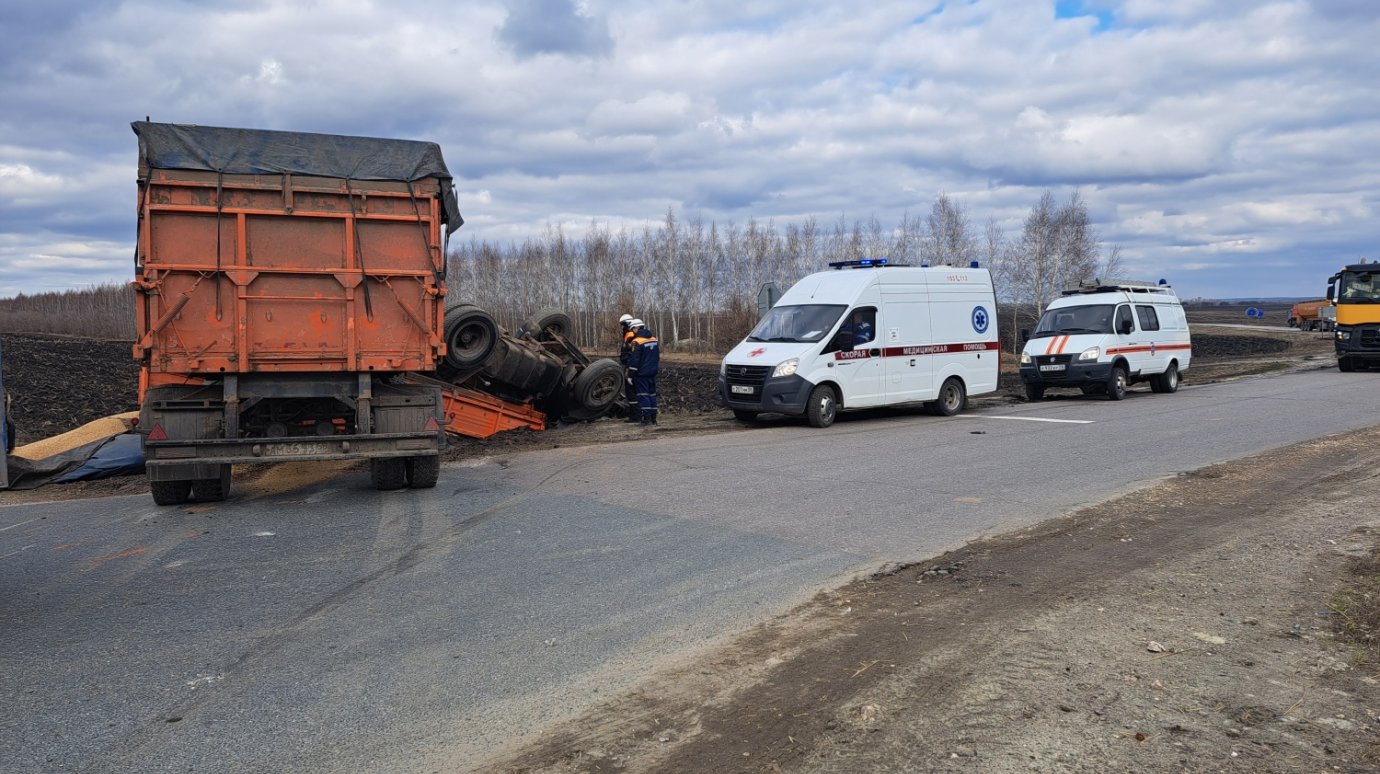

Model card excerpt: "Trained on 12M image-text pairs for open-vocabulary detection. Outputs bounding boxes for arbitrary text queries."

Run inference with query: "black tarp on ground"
[132,121,463,233]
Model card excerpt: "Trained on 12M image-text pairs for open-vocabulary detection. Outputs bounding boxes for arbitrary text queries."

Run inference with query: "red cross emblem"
[749,347,766,357]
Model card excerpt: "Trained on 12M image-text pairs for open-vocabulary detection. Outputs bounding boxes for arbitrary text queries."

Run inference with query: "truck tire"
[572,360,623,413]
[523,308,572,341]
[4,418,14,453]
[371,458,408,490]
[1106,365,1129,401]
[406,455,440,489]
[151,479,193,506]
[191,465,232,502]
[929,377,966,416]
[1339,357,1356,372]
[443,305,499,369]
[732,409,759,423]
[1150,362,1180,394]
[1023,384,1045,401]
[806,384,837,428]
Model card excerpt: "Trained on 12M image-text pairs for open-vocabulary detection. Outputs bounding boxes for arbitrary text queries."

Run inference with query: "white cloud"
[0,0,1377,299]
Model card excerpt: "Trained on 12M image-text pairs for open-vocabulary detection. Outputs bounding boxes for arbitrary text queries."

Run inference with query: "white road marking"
[0,517,40,532]
[958,415,1094,425]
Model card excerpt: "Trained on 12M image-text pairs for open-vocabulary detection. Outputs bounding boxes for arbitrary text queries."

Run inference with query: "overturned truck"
[132,122,619,505]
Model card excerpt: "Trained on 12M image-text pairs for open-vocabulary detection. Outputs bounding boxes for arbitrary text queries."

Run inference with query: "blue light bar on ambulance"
[828,258,889,269]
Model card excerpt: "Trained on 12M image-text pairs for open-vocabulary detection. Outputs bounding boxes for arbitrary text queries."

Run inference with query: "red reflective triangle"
[147,424,168,441]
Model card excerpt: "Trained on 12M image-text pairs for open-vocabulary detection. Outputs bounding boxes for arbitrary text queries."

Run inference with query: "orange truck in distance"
[1287,299,1333,331]
[132,121,460,504]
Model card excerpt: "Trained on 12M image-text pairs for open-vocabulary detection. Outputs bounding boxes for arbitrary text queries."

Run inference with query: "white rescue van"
[719,259,999,427]
[1019,280,1191,401]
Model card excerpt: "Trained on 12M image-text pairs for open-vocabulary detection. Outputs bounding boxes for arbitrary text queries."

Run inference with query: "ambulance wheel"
[150,479,192,506]
[1023,384,1045,401]
[1339,357,1356,372]
[732,409,759,423]
[805,385,837,428]
[1106,366,1128,401]
[1150,363,1180,393]
[930,377,966,416]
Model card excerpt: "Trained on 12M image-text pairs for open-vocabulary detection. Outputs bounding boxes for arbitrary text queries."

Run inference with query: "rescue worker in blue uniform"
[625,319,660,425]
[617,313,639,422]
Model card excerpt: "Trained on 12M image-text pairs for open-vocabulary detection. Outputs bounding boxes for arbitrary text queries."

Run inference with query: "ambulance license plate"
[731,385,755,394]
[1039,364,1066,372]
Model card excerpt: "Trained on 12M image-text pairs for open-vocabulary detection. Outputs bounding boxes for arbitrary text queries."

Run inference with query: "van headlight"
[1078,347,1100,361]
[719,360,726,377]
[771,358,799,378]
[1020,353,1031,364]
[1337,330,1351,341]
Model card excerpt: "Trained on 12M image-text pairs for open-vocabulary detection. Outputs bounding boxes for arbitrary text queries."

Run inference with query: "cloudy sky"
[1,0,1377,301]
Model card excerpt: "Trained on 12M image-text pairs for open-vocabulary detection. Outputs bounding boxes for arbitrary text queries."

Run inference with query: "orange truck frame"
[131,122,462,504]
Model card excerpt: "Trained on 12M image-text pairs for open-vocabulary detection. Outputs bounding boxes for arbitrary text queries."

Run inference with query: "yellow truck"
[1326,262,1380,371]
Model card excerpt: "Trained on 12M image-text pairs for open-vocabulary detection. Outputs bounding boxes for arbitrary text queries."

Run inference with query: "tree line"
[0,189,1121,353]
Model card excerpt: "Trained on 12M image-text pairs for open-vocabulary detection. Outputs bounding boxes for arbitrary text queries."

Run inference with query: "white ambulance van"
[1019,280,1191,401]
[719,259,999,428]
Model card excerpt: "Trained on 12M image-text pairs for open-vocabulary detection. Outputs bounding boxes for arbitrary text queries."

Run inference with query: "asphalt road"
[3,367,1377,772]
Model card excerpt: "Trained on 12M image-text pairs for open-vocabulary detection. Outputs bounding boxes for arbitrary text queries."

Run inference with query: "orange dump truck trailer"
[131,121,461,504]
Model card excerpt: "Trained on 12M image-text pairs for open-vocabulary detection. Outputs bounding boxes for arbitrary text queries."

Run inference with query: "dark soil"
[1,333,142,445]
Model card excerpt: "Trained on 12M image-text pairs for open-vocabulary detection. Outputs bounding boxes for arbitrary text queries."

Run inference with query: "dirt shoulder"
[496,425,1380,773]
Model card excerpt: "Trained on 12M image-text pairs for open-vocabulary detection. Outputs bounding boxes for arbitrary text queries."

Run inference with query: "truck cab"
[1327,263,1380,371]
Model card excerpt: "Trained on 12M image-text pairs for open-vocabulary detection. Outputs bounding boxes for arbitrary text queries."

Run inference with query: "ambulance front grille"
[725,364,771,388]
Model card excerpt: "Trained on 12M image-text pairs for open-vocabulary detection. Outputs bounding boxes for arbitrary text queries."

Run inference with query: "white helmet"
[628,318,644,330]
[618,313,633,329]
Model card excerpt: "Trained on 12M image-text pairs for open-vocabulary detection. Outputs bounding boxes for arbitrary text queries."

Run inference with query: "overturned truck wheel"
[442,304,499,370]
[569,359,623,418]
[521,308,573,341]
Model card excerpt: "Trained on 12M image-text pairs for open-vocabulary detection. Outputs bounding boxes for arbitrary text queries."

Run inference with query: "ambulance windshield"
[746,304,847,343]
[1032,304,1115,338]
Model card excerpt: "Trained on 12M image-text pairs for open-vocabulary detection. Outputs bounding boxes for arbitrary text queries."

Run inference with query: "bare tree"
[922,193,978,267]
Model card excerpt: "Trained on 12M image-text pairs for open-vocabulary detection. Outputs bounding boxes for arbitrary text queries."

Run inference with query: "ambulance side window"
[1114,305,1135,335]
[1135,305,1160,332]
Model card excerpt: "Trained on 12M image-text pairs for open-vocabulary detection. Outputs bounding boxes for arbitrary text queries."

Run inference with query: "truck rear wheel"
[806,384,837,428]
[443,305,499,369]
[191,465,232,502]
[929,377,966,416]
[523,308,573,341]
[1150,363,1180,394]
[150,479,192,506]
[406,455,440,489]
[371,458,408,490]
[572,360,623,413]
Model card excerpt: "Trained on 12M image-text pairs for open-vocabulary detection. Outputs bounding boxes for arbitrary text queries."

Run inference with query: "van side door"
[824,306,885,407]
[1134,303,1168,374]
[880,296,933,404]
[1112,303,1146,375]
